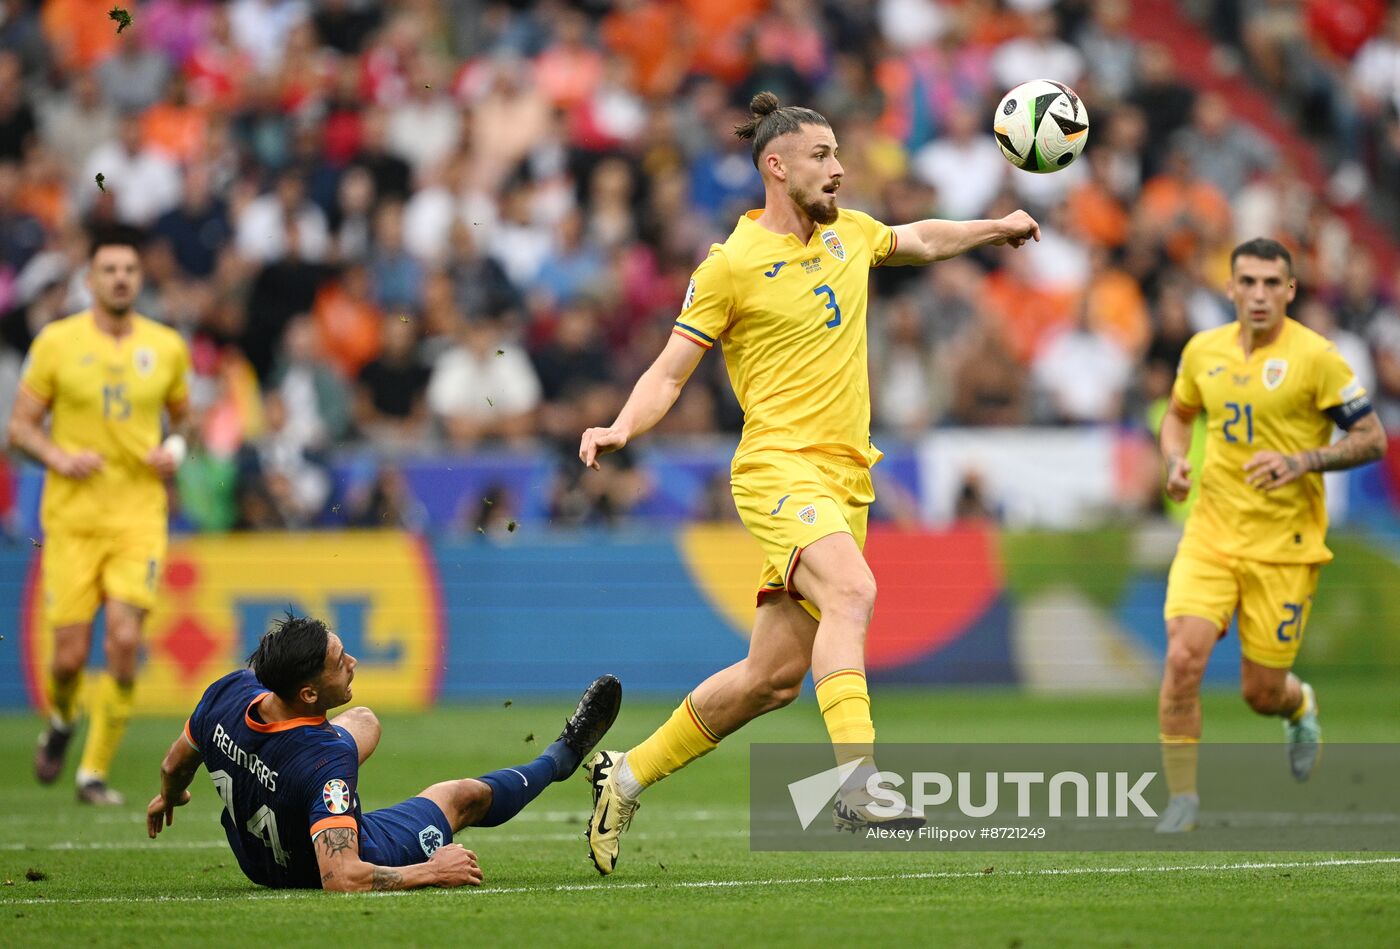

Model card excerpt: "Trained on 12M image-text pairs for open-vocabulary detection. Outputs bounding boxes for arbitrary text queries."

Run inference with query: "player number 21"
[1222,401,1253,444]
[210,768,290,867]
[812,284,842,328]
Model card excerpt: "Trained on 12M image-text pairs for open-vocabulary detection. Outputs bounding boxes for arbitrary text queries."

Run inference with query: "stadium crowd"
[2,0,1400,530]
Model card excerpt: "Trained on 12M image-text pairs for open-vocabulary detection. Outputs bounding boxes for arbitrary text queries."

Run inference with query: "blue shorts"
[359,797,454,867]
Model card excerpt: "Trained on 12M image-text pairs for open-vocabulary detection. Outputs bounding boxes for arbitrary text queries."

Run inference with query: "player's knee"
[1242,682,1287,715]
[822,575,877,625]
[1164,640,1209,684]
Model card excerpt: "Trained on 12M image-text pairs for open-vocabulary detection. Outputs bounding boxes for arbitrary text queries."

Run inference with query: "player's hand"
[53,450,103,479]
[1164,455,1193,502]
[579,426,628,470]
[427,844,483,887]
[146,789,191,838]
[1244,450,1306,491]
[993,210,1041,249]
[145,446,180,479]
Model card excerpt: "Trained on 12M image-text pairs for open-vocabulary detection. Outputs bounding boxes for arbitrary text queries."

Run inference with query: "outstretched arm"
[885,210,1040,265]
[1246,412,1388,490]
[579,333,706,469]
[146,729,203,838]
[314,826,483,892]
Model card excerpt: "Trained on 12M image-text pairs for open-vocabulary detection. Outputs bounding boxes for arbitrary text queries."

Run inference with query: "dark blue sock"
[475,746,569,827]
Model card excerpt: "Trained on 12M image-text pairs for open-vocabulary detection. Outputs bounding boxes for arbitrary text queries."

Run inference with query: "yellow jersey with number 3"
[672,208,897,468]
[19,311,190,533]
[1171,317,1368,564]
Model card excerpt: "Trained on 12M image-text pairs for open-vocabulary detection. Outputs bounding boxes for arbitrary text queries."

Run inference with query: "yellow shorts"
[42,528,167,625]
[1164,543,1319,669]
[731,449,874,619]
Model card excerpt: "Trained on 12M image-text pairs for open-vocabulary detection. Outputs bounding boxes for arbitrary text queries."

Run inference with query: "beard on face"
[790,182,838,225]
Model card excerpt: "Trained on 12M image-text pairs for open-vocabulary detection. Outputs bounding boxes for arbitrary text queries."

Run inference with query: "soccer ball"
[992,79,1089,174]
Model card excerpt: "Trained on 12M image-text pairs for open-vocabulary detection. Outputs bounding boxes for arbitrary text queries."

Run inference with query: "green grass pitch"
[3,684,1398,947]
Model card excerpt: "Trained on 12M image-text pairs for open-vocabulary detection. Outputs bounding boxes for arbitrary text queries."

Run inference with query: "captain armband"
[1325,395,1374,430]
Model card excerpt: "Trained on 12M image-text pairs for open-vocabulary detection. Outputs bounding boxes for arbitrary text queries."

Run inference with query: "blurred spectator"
[948,315,1027,427]
[331,164,376,261]
[1136,147,1232,267]
[230,0,310,74]
[312,261,383,379]
[242,215,329,381]
[991,8,1085,90]
[38,69,118,176]
[547,382,649,526]
[352,107,412,203]
[1169,92,1277,197]
[530,300,614,403]
[427,314,542,448]
[95,34,171,114]
[1032,304,1132,424]
[0,51,36,162]
[530,209,606,308]
[236,172,331,264]
[236,391,331,530]
[1328,248,1386,333]
[313,0,383,55]
[910,103,1005,220]
[153,163,231,279]
[368,200,423,310]
[348,465,428,531]
[269,314,353,451]
[0,0,49,79]
[1081,245,1152,358]
[1128,42,1196,177]
[355,314,431,448]
[80,114,182,226]
[1075,0,1137,103]
[870,294,945,437]
[386,57,461,174]
[0,162,44,272]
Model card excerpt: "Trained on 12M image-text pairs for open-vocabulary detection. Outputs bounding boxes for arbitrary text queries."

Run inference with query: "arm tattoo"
[1304,417,1385,473]
[318,827,357,858]
[371,867,404,891]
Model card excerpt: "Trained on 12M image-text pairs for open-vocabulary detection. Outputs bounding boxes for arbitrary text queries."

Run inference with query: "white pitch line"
[3,857,1397,906]
[0,829,748,852]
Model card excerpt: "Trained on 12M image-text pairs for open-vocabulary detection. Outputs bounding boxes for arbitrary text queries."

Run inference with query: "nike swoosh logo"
[764,262,787,278]
[770,494,790,515]
[506,768,528,787]
[596,800,612,836]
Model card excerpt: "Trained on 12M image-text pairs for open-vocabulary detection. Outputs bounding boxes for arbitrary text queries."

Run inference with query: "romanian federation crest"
[134,346,156,376]
[322,778,351,814]
[418,825,444,856]
[1263,358,1288,390]
[820,228,845,262]
[798,504,818,525]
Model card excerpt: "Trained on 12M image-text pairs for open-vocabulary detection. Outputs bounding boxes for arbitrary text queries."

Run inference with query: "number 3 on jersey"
[813,284,842,329]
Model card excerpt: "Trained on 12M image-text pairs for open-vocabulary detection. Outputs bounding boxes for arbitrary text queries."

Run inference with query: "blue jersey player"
[146,613,621,890]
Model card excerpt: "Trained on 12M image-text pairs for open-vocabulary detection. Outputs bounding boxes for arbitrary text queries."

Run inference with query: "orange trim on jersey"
[245,692,327,733]
[310,816,358,838]
[183,719,199,750]
[814,668,867,688]
[672,327,714,350]
[17,381,51,407]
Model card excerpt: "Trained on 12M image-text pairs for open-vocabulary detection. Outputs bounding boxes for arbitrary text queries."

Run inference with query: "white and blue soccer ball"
[992,79,1090,174]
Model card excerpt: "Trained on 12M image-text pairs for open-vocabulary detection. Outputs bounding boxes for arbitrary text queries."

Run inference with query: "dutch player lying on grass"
[146,612,621,891]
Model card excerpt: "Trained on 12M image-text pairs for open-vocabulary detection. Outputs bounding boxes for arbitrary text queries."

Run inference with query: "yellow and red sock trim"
[815,668,866,690]
[682,693,721,744]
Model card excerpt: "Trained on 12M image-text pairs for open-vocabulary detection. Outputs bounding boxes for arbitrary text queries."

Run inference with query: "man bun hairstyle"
[247,611,331,702]
[734,91,831,169]
[1231,237,1293,277]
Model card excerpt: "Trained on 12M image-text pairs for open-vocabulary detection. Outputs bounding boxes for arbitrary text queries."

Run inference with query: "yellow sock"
[814,669,875,767]
[1160,734,1199,797]
[77,673,135,781]
[1288,683,1312,722]
[625,694,721,789]
[47,669,85,727]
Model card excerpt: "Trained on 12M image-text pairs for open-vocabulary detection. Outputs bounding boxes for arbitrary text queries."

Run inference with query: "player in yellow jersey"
[1155,238,1386,833]
[7,227,192,805]
[575,91,1040,873]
